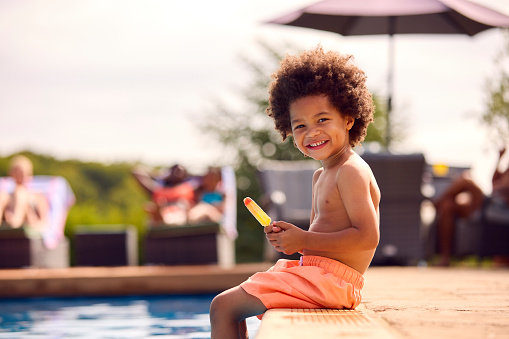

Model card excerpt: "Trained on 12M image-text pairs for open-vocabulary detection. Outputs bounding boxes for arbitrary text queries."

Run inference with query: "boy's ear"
[346,116,355,130]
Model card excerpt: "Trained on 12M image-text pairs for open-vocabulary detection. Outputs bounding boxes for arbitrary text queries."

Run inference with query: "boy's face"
[289,94,354,161]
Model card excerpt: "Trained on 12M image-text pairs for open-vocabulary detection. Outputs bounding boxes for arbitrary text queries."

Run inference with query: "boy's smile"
[289,94,353,162]
[308,140,327,149]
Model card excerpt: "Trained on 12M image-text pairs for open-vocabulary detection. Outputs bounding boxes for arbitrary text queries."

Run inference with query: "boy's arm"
[309,168,322,225]
[304,164,379,253]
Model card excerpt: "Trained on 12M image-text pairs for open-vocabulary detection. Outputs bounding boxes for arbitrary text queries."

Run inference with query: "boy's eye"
[293,124,305,130]
[318,118,329,123]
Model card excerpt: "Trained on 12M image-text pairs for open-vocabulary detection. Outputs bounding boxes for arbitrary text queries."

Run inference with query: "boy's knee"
[210,293,228,321]
[210,286,266,325]
[210,292,241,328]
[210,294,220,315]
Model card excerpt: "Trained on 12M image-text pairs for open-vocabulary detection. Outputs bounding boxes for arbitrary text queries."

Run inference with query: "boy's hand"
[265,221,306,255]
[264,223,283,234]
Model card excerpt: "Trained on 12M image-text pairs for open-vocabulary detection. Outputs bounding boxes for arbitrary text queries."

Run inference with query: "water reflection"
[0,295,260,338]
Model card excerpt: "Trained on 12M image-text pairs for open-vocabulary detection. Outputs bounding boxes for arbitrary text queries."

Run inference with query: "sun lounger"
[423,164,509,261]
[361,152,426,265]
[73,224,138,266]
[257,153,426,265]
[0,176,75,268]
[257,160,320,261]
[143,166,237,267]
[478,198,509,258]
[427,198,509,260]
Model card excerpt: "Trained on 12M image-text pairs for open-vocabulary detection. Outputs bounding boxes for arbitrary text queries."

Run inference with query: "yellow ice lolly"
[244,197,271,227]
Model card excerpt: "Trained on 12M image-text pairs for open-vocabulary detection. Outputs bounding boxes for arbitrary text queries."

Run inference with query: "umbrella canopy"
[268,0,509,36]
[267,0,509,147]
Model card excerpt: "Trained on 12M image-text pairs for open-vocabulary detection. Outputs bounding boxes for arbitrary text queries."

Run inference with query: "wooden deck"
[0,263,272,298]
[0,263,399,338]
[257,307,398,339]
[1,265,508,339]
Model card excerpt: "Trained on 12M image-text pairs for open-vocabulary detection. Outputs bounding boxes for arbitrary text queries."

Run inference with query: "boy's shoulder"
[312,167,324,184]
[336,153,373,181]
[313,152,373,183]
[342,152,367,167]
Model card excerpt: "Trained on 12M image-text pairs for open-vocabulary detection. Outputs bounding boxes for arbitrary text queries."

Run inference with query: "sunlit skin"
[0,157,49,230]
[265,94,380,275]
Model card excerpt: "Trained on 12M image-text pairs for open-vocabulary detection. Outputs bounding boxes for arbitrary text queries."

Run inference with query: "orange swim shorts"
[240,255,364,317]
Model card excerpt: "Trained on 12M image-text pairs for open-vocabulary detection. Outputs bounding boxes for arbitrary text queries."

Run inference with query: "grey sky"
[0,0,507,191]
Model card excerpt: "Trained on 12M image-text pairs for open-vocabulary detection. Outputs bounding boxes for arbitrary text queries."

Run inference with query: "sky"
[0,0,508,192]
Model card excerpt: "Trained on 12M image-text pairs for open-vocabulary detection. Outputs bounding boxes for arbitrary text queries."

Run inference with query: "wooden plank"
[0,263,272,298]
[256,308,397,339]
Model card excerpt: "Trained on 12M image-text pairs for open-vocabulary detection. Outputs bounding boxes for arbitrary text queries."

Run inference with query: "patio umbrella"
[267,0,509,147]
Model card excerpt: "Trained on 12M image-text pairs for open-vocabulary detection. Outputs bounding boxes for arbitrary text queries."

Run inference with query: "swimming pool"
[0,294,260,338]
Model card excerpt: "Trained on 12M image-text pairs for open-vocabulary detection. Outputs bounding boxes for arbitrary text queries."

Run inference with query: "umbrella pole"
[386,17,395,149]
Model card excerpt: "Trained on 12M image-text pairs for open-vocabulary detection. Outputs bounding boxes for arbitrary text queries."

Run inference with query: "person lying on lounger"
[0,155,49,231]
[132,163,195,226]
[188,167,225,224]
[434,147,509,266]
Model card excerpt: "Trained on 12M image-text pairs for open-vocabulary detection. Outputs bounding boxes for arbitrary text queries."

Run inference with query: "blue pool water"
[0,294,260,338]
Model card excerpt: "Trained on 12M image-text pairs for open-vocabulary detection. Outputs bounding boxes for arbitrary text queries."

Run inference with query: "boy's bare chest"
[311,174,351,232]
[314,172,346,215]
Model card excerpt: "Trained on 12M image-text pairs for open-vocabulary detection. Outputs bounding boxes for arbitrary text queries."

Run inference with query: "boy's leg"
[239,320,248,339]
[210,286,266,339]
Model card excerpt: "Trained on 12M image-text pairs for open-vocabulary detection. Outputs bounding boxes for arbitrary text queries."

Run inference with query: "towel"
[0,176,75,249]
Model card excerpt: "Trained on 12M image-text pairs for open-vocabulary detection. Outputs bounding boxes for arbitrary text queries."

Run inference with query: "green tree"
[0,152,147,239]
[483,28,509,143]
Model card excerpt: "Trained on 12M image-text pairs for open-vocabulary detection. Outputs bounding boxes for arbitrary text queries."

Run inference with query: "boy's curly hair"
[266,46,374,147]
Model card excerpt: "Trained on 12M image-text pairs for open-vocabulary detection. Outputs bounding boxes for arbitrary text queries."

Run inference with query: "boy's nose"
[306,126,321,138]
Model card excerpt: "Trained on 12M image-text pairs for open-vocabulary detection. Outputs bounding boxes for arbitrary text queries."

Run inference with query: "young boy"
[210,46,380,339]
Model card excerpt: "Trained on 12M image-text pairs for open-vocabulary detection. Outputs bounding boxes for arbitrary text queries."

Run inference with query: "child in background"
[210,46,380,339]
[0,155,48,230]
